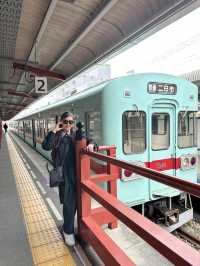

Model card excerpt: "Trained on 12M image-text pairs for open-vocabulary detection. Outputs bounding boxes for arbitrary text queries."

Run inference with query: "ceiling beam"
[13,63,65,80]
[49,0,119,70]
[0,101,26,107]
[0,106,22,111]
[0,56,37,65]
[0,89,36,98]
[31,0,59,53]
[0,81,26,86]
[0,89,38,98]
[7,89,38,99]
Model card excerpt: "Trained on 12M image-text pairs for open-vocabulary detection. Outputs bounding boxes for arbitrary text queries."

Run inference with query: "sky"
[107,6,200,78]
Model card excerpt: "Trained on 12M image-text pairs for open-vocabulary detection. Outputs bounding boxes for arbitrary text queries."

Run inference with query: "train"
[10,73,199,230]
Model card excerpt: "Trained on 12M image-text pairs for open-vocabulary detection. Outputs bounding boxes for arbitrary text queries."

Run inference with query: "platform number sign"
[35,77,47,94]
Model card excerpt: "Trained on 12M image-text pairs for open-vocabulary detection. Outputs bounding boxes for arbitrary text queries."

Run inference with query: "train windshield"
[123,111,146,154]
[178,111,197,148]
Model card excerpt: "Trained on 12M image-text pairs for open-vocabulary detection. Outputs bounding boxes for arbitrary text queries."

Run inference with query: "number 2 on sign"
[35,77,47,94]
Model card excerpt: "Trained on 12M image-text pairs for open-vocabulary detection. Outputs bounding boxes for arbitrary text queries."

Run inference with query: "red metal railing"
[75,139,200,266]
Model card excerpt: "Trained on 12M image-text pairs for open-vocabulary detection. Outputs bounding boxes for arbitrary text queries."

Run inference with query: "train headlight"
[124,169,132,177]
[181,157,190,169]
[180,154,197,170]
[190,156,197,167]
[122,161,145,181]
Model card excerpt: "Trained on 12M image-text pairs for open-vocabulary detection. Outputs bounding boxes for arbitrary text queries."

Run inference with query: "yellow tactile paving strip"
[6,135,76,266]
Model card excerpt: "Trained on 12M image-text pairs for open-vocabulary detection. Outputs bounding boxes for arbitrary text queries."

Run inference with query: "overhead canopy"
[181,69,200,101]
[0,0,199,120]
[181,69,200,83]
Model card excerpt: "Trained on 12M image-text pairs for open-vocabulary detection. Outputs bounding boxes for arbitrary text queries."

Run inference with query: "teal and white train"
[10,73,199,229]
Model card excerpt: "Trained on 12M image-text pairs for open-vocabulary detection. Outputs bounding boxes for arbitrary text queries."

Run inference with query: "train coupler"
[162,208,179,226]
[155,206,179,226]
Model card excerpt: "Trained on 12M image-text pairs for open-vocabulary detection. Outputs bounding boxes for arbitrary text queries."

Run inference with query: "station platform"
[0,134,82,266]
[0,135,33,266]
[0,132,179,266]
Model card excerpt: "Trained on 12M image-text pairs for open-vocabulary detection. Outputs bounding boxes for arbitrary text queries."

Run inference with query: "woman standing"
[42,112,93,246]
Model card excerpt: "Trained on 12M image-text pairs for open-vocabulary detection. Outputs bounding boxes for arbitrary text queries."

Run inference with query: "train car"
[197,110,200,184]
[11,73,199,230]
[197,110,200,151]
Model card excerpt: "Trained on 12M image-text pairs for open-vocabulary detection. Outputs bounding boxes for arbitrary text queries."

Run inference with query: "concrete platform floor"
[0,135,34,266]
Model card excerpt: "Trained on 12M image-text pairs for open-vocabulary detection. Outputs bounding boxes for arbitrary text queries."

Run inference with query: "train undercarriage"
[135,193,193,232]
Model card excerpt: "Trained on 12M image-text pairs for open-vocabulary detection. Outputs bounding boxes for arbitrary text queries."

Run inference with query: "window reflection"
[123,111,146,154]
[178,112,197,148]
[152,113,170,150]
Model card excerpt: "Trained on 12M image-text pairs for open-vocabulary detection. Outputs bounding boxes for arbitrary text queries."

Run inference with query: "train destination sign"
[147,82,177,95]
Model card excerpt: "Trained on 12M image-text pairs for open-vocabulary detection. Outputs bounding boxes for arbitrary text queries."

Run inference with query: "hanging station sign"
[35,77,47,94]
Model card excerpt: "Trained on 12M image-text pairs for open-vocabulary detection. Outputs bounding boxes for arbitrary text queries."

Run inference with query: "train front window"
[152,113,170,150]
[123,111,146,154]
[178,111,197,148]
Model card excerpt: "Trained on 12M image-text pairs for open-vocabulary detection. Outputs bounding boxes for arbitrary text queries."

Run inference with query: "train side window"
[19,121,23,134]
[35,120,39,138]
[39,120,44,139]
[123,111,146,154]
[25,120,31,135]
[178,111,197,148]
[86,112,101,144]
[152,113,170,150]
[47,118,56,132]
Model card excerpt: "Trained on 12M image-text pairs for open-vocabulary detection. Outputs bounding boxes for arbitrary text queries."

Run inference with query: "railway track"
[174,229,200,250]
[174,219,200,251]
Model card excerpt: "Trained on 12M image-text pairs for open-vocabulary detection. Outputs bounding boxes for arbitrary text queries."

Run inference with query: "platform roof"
[181,69,200,85]
[0,0,199,120]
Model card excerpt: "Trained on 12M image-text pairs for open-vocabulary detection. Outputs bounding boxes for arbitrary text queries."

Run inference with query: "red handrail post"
[75,138,91,235]
[81,153,91,218]
[107,146,118,229]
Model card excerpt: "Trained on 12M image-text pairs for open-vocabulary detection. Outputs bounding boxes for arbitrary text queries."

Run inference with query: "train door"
[149,106,177,199]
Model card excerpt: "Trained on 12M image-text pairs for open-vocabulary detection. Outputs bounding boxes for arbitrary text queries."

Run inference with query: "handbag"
[46,133,69,187]
[46,164,64,187]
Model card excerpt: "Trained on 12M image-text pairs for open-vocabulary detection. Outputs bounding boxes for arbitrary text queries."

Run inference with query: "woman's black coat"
[42,131,76,204]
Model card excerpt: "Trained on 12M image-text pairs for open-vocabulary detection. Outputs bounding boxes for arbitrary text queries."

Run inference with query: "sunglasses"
[63,120,74,125]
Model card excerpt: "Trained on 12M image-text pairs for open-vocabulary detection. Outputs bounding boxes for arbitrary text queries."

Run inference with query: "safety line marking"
[46,198,63,221]
[36,181,46,195]
[26,163,31,170]
[30,170,37,180]
[10,134,45,177]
